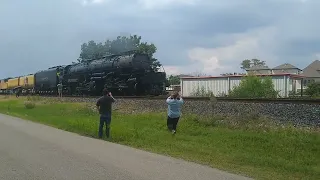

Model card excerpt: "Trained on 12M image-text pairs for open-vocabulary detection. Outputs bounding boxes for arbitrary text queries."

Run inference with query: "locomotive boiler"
[3,51,167,97]
[59,51,167,96]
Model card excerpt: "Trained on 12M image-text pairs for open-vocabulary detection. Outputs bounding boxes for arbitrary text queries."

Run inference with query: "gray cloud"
[0,0,319,78]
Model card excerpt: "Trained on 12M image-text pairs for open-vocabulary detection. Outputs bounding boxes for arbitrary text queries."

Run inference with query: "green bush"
[305,81,320,97]
[26,95,41,102]
[229,74,279,98]
[24,101,36,109]
[190,86,215,97]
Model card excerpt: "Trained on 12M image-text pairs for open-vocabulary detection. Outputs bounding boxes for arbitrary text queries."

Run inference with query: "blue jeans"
[99,113,111,138]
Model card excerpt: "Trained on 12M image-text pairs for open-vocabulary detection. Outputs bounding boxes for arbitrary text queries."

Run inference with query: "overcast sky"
[0,0,319,78]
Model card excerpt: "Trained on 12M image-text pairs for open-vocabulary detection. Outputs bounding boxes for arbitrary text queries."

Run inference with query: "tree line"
[77,35,161,71]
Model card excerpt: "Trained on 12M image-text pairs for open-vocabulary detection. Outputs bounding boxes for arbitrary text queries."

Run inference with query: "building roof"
[177,74,193,77]
[246,65,270,70]
[245,63,302,71]
[180,73,305,79]
[272,63,301,70]
[302,60,320,78]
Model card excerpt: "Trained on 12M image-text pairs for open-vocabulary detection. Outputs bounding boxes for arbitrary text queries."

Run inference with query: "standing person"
[57,83,63,98]
[96,88,116,139]
[166,92,184,134]
[15,88,21,98]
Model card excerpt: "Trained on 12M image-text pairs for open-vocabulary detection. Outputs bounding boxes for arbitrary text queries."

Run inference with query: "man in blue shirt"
[166,92,184,134]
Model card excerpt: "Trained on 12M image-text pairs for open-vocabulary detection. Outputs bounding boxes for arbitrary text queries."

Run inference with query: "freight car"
[0,79,8,94]
[0,75,35,95]
[7,77,20,90]
[19,74,35,94]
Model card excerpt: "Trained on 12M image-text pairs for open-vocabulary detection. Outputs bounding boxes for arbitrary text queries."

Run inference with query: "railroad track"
[12,94,320,104]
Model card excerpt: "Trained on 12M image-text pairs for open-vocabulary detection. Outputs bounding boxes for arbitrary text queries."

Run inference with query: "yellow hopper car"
[0,79,8,90]
[7,77,20,90]
[19,74,35,89]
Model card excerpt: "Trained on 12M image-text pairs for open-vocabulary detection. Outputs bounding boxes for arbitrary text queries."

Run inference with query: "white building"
[244,62,320,92]
[180,73,305,98]
[301,60,320,89]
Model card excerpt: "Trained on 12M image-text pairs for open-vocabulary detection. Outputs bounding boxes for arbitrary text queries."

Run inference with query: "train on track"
[0,51,169,96]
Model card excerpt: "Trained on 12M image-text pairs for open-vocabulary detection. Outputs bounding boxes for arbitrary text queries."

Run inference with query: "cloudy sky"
[0,0,319,78]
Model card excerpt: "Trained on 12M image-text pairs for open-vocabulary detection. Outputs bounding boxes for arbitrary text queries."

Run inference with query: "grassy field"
[0,95,319,180]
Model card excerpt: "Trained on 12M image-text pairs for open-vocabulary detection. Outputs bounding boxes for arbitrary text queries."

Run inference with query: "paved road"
[0,113,253,180]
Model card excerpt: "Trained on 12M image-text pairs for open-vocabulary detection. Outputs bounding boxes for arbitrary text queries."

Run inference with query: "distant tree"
[229,75,279,98]
[241,59,266,70]
[251,59,266,66]
[167,75,180,85]
[305,81,320,97]
[78,40,104,60]
[78,35,161,71]
[241,59,251,70]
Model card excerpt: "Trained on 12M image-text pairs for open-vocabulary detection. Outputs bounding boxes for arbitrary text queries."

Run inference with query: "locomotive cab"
[131,53,152,70]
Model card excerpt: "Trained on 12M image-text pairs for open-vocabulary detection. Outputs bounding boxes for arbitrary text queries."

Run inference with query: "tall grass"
[0,98,319,180]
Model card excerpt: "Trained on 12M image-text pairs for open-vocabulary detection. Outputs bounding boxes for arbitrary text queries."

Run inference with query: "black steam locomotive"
[33,51,168,96]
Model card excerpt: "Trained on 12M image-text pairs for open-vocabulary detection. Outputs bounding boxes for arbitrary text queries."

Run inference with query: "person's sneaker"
[172,130,176,134]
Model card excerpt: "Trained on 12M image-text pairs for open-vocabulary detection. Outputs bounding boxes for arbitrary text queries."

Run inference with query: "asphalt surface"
[0,113,253,180]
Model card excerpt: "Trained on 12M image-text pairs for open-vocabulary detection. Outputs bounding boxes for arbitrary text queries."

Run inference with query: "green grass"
[0,97,319,180]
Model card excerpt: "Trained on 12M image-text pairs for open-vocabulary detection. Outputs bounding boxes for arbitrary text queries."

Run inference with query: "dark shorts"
[167,116,180,131]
